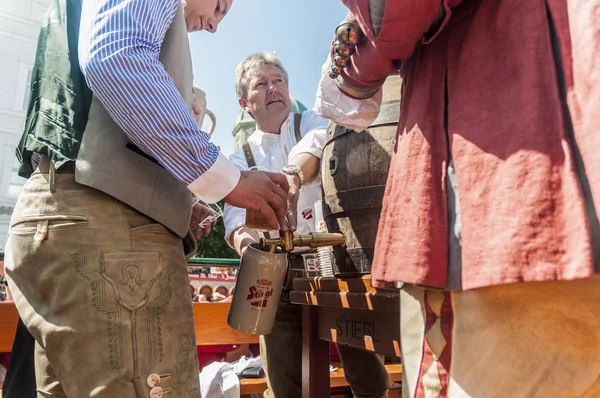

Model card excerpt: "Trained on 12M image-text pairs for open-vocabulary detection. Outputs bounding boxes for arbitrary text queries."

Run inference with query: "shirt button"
[150,386,164,398]
[147,374,161,388]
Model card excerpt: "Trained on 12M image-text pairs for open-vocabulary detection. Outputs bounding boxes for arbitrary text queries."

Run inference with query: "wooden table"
[290,276,401,398]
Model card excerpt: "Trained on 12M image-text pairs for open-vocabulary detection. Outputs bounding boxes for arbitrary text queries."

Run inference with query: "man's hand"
[223,171,290,231]
[329,17,364,79]
[285,153,322,231]
[189,202,219,240]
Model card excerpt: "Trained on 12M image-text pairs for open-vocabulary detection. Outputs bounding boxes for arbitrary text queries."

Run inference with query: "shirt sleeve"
[299,109,329,136]
[222,148,249,242]
[78,0,240,204]
[315,56,383,131]
[289,129,327,162]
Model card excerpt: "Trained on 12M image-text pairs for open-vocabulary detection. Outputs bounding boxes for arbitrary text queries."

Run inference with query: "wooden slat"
[0,302,258,351]
[290,290,398,312]
[239,378,268,395]
[330,363,402,387]
[293,276,396,294]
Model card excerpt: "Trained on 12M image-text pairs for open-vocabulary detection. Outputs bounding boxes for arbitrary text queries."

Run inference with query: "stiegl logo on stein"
[246,279,274,309]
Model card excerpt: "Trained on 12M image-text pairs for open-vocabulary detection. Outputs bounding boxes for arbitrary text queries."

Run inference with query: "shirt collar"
[255,113,293,136]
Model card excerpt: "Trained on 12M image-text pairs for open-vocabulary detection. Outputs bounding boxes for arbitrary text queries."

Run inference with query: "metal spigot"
[260,231,345,253]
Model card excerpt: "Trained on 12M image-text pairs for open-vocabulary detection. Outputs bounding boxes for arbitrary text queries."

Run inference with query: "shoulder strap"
[244,113,302,169]
[293,112,303,143]
[242,141,256,169]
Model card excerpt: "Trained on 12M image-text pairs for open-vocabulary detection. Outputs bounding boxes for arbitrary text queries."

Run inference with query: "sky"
[189,0,349,155]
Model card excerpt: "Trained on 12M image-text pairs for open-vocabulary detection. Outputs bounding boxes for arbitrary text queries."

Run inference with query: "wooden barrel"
[321,74,401,276]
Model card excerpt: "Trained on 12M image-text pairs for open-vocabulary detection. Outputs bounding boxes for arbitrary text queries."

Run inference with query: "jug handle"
[205,109,217,136]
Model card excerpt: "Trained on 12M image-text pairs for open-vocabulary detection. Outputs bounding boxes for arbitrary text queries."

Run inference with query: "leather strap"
[242,141,256,169]
[242,112,303,169]
[293,112,303,143]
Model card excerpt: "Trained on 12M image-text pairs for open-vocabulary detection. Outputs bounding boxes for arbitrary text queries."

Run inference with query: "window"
[8,155,26,198]
[10,157,25,184]
[22,69,32,111]
[14,63,33,112]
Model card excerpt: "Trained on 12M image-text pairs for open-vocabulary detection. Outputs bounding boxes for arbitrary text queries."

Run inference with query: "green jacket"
[16,0,92,178]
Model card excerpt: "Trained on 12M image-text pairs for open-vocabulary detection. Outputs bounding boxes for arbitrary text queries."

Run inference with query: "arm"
[337,0,456,91]
[282,153,320,232]
[316,1,456,130]
[289,114,327,182]
[78,0,289,230]
[284,121,327,230]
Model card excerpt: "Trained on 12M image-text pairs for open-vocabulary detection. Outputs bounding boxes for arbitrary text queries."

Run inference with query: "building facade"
[0,0,50,248]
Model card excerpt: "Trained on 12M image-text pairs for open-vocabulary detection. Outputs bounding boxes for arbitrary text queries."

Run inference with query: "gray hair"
[235,52,289,99]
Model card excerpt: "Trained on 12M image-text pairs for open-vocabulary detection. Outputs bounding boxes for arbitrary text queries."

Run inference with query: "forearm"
[336,0,454,90]
[289,152,321,186]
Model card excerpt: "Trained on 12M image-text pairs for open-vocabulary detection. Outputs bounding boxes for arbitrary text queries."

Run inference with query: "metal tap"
[260,231,345,252]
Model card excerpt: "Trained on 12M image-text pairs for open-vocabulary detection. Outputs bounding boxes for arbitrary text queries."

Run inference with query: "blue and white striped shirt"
[78,0,240,203]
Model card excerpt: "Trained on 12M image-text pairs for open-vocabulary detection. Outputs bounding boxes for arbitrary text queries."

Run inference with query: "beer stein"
[245,165,280,231]
[227,243,288,335]
[192,87,217,135]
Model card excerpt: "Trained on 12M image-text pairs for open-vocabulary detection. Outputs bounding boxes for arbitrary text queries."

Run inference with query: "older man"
[223,52,390,398]
[315,0,600,397]
[4,0,293,397]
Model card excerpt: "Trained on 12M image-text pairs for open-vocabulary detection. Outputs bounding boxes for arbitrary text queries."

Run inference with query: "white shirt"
[223,110,328,243]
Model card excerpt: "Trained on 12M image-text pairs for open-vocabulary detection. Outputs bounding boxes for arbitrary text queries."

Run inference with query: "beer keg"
[321,74,401,276]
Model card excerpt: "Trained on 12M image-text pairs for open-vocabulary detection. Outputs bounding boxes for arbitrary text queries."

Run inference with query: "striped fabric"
[78,0,220,185]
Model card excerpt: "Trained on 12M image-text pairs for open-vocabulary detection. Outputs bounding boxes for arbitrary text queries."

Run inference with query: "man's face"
[184,0,232,33]
[239,64,291,131]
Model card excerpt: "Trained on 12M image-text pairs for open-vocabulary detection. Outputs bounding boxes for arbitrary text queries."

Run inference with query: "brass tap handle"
[293,232,346,249]
[282,230,294,252]
[259,232,345,252]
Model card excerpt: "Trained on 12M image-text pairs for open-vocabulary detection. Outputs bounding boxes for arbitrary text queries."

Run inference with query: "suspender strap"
[242,141,256,169]
[293,112,303,143]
